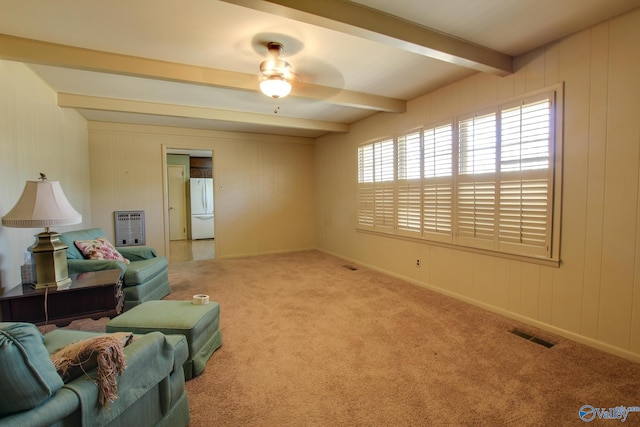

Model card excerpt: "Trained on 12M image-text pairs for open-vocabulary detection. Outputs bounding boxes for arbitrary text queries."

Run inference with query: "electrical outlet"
[416,258,421,268]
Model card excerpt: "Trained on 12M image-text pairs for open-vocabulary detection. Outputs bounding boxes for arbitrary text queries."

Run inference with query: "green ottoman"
[106,300,222,380]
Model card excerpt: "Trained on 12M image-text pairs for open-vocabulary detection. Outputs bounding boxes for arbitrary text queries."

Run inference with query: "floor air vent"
[509,328,555,348]
[343,265,358,271]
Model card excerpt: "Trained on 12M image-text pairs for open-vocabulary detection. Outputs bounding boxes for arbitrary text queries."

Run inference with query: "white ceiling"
[1,0,638,138]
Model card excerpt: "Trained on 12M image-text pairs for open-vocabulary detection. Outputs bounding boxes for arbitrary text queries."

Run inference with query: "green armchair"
[59,228,170,311]
[0,322,189,426]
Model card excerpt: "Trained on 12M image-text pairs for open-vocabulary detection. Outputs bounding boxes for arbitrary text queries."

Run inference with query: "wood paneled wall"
[315,9,640,360]
[0,61,90,292]
[88,123,316,259]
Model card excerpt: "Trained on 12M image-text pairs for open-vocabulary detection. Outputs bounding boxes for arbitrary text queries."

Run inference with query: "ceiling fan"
[259,42,295,99]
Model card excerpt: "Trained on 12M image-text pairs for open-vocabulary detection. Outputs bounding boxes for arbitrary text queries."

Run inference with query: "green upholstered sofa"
[0,322,189,427]
[59,228,171,311]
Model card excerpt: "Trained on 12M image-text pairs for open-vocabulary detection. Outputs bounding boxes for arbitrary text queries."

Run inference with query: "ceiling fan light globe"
[260,77,291,99]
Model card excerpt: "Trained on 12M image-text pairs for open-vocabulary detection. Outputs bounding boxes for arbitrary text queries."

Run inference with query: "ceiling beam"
[0,33,404,113]
[221,0,513,76]
[58,93,350,133]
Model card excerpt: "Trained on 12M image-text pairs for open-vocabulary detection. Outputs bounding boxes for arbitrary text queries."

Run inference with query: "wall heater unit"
[114,210,146,246]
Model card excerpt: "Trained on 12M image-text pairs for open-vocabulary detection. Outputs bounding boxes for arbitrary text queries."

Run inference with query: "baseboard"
[318,248,640,363]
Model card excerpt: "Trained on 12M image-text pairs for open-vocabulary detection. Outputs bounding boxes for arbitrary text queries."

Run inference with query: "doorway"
[165,148,215,262]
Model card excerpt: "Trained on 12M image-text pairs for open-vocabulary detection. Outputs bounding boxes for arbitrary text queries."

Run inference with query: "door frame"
[162,145,216,261]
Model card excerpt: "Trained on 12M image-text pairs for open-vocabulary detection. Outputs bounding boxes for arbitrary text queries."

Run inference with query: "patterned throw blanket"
[50,332,135,407]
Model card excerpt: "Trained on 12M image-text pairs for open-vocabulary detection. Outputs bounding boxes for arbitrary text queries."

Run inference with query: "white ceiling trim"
[58,93,349,133]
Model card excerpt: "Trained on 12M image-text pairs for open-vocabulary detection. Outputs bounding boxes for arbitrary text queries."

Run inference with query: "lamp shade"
[2,180,82,228]
[260,76,292,99]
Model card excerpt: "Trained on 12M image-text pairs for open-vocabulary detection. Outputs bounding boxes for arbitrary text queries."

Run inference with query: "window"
[423,123,453,242]
[456,110,498,249]
[357,138,394,232]
[397,131,422,236]
[356,87,562,262]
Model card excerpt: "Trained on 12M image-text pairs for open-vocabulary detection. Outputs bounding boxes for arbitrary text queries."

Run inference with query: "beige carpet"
[68,250,640,425]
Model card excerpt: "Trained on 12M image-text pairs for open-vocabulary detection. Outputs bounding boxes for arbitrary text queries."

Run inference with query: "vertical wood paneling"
[508,261,522,313]
[255,142,315,253]
[492,258,510,310]
[515,48,546,92]
[620,12,640,354]
[61,109,91,218]
[521,263,540,319]
[633,152,640,353]
[314,133,350,253]
[88,126,315,259]
[429,246,455,292]
[430,82,462,122]
[513,59,527,95]
[471,254,494,303]
[550,30,591,333]
[473,73,499,107]
[538,267,554,324]
[88,130,105,226]
[218,139,260,257]
[0,61,89,290]
[454,251,473,296]
[314,9,640,359]
[581,23,609,339]
[497,73,515,101]
[544,42,560,87]
[599,12,640,349]
[454,78,478,114]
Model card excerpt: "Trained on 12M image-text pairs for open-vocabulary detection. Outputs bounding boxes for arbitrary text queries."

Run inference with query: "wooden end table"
[0,269,124,326]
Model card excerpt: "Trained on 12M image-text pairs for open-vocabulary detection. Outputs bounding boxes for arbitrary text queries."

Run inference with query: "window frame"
[355,84,564,265]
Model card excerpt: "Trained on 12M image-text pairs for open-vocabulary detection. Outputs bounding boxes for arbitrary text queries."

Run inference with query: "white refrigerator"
[190,178,214,239]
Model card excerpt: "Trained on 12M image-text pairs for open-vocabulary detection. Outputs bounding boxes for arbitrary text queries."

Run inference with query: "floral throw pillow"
[74,237,130,264]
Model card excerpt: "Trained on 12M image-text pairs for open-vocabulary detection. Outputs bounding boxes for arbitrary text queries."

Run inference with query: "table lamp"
[2,173,82,288]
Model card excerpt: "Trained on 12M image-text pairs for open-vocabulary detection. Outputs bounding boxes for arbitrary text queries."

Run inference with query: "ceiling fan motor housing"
[259,42,294,98]
[259,42,293,78]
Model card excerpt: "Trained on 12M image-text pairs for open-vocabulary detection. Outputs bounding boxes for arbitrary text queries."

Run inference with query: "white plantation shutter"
[355,88,560,262]
[498,95,553,257]
[397,182,422,234]
[357,138,395,232]
[456,181,496,249]
[374,139,394,182]
[397,131,422,236]
[357,184,374,228]
[374,183,395,230]
[374,139,395,231]
[423,123,453,242]
[358,144,374,183]
[423,182,452,240]
[499,177,548,255]
[357,145,374,229]
[456,111,498,248]
[398,131,421,180]
[424,124,453,178]
[501,97,550,172]
[459,112,497,175]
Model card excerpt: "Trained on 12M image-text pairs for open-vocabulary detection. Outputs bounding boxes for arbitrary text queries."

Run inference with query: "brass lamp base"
[30,231,72,289]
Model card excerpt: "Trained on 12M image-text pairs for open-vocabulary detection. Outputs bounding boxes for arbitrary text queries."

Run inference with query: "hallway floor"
[169,238,215,262]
